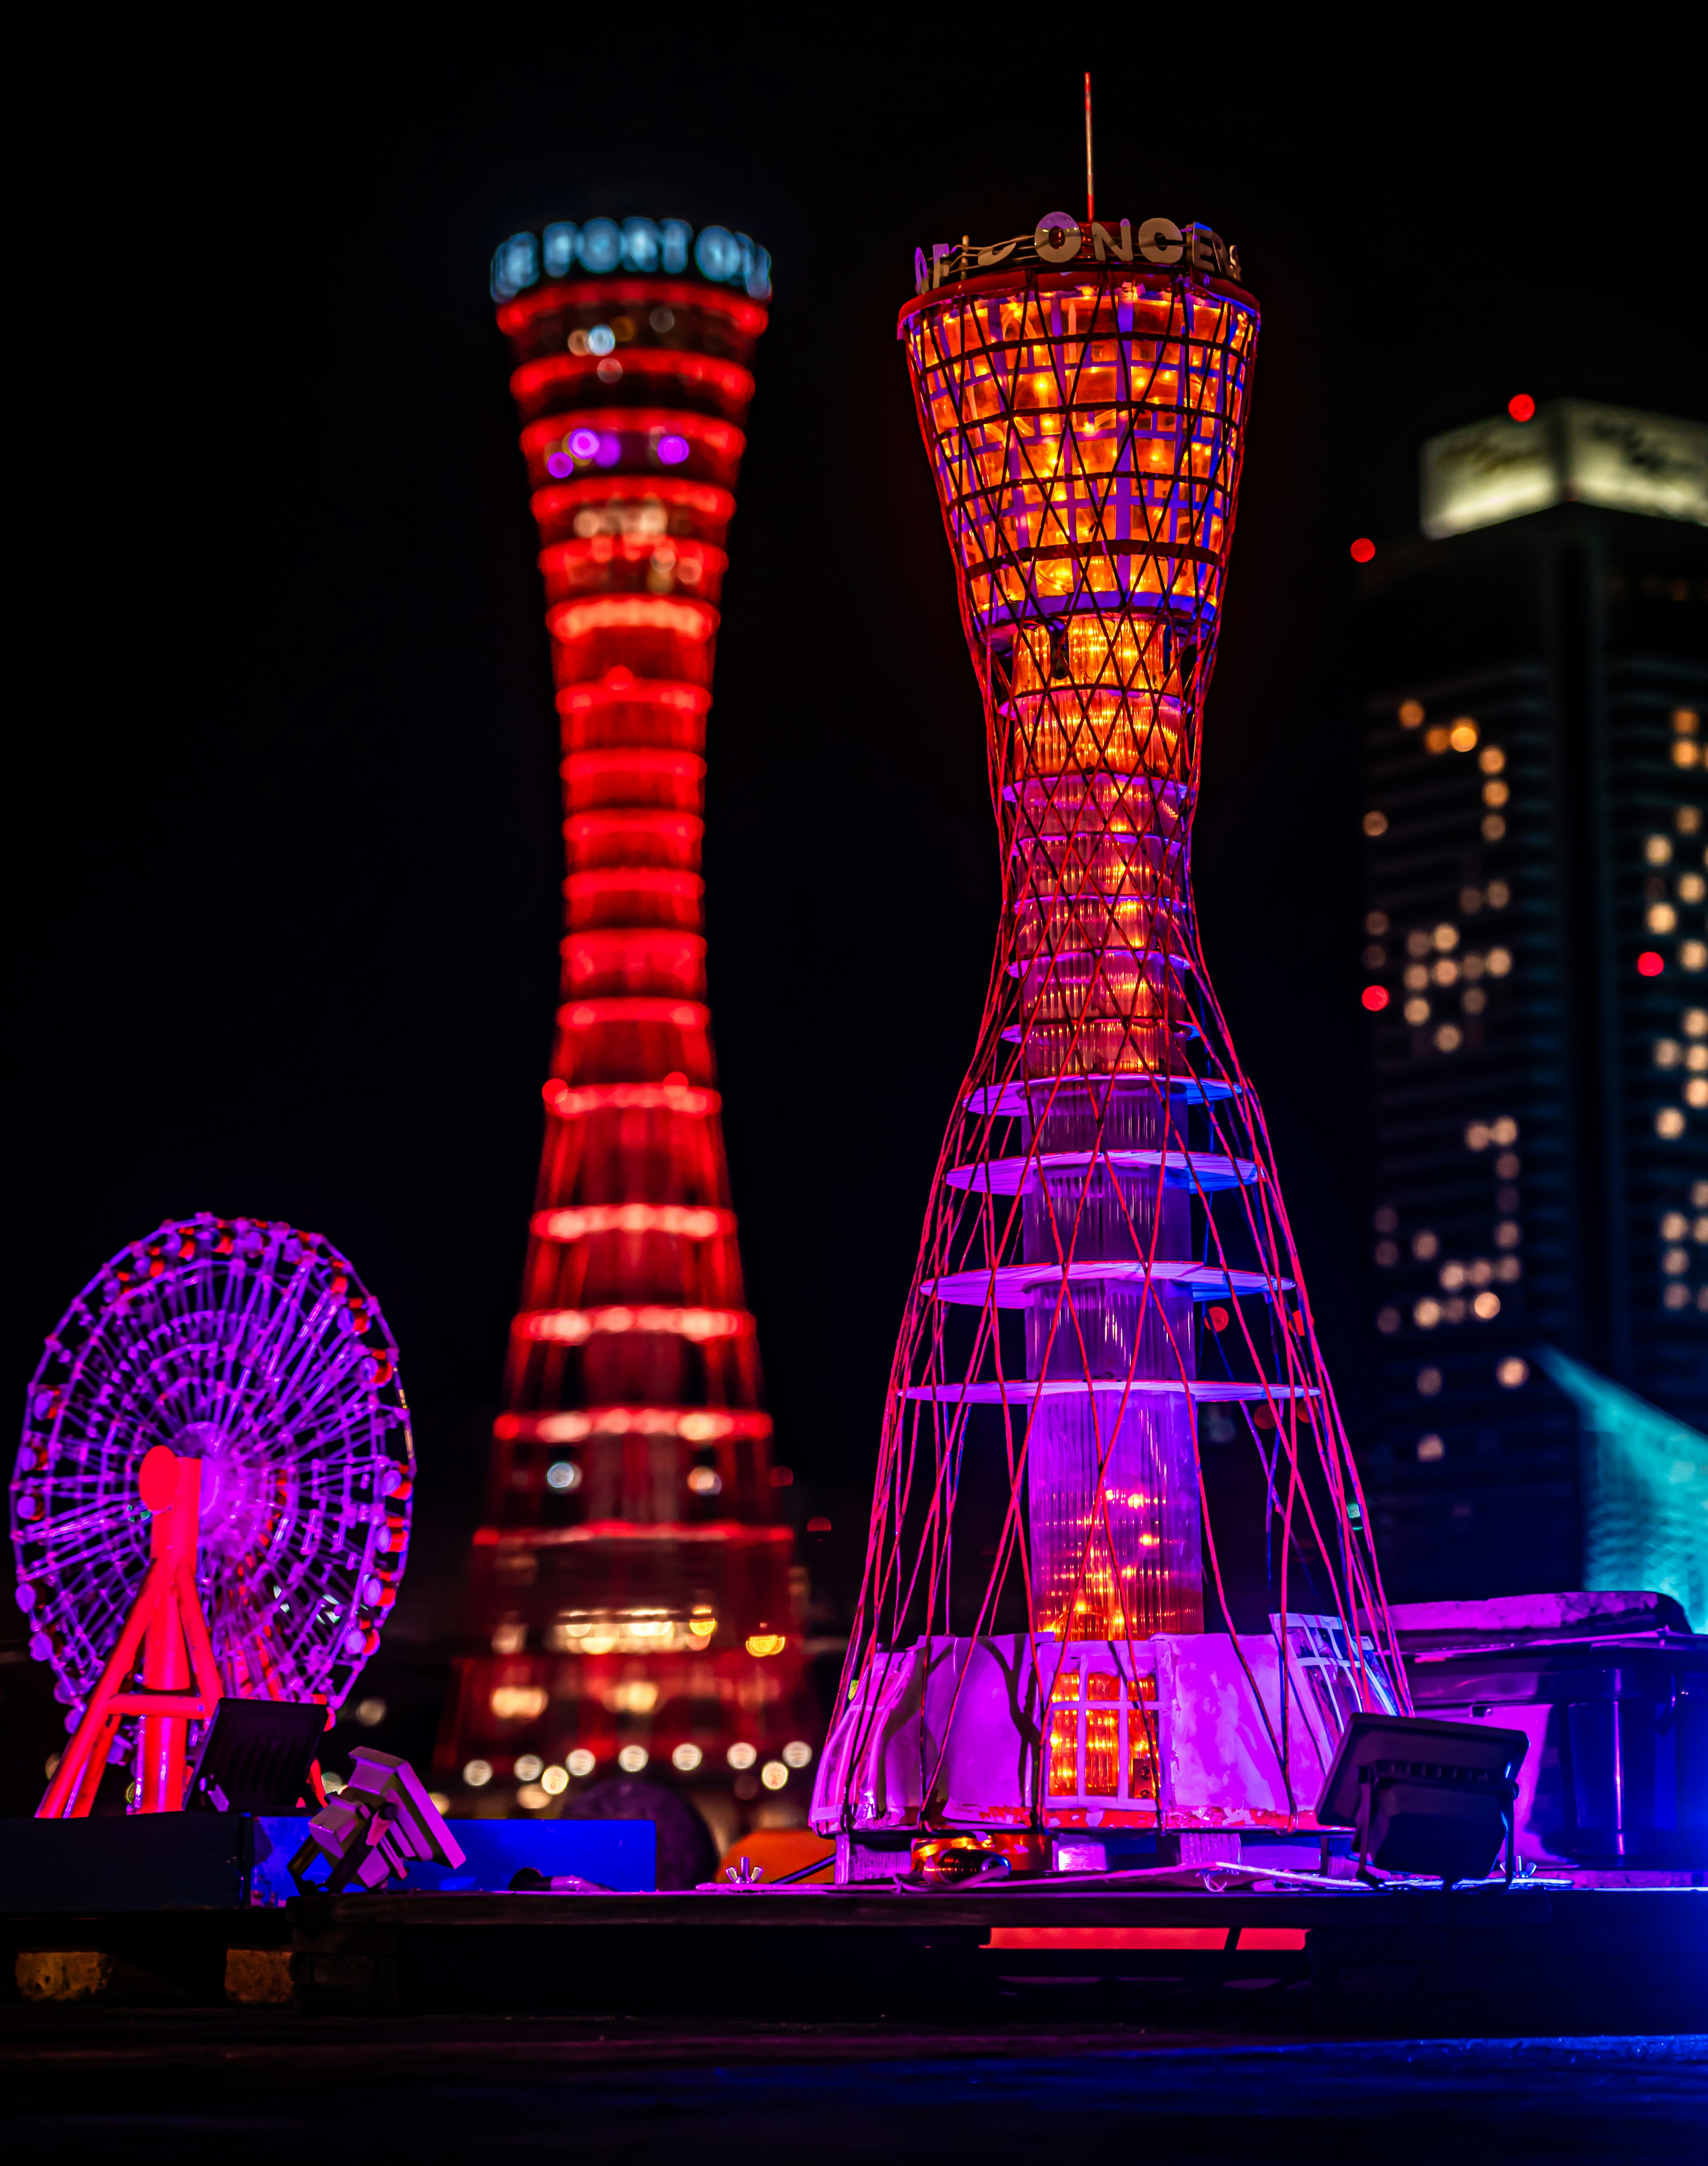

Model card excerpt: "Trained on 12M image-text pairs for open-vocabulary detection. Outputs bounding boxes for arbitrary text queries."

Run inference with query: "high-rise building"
[1355,400,1708,1599]
[437,216,814,1821]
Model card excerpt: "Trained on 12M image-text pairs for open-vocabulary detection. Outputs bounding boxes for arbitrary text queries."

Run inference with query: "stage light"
[289,1748,465,1895]
[1317,1712,1527,1884]
[1351,537,1375,564]
[186,1699,327,1814]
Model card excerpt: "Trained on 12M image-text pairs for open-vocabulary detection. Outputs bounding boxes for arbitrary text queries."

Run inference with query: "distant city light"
[1362,985,1390,1012]
[672,1742,704,1771]
[515,1754,544,1782]
[462,1759,492,1788]
[1638,951,1666,978]
[727,1741,757,1769]
[567,1748,596,1778]
[761,1761,789,1791]
[1416,1434,1446,1462]
[617,1744,649,1774]
[1350,537,1375,564]
[1507,393,1536,423]
[1496,1357,1530,1389]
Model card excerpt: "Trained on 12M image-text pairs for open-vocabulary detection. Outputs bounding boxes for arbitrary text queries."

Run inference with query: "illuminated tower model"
[440,217,812,1817]
[814,213,1402,1865]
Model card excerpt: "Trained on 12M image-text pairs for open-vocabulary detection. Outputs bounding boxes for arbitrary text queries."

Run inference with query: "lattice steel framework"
[840,237,1402,1743]
[440,227,812,1804]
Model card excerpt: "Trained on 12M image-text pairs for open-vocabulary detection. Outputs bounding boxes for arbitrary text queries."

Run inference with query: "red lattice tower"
[817,216,1403,1840]
[439,219,811,1813]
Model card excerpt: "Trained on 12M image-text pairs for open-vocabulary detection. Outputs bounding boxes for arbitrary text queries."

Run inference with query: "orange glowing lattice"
[835,232,1401,1820]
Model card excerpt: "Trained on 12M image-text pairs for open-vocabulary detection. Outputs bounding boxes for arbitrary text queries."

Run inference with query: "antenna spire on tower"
[1084,71,1094,225]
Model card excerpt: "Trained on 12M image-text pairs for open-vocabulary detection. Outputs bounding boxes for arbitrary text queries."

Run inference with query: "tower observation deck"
[439,217,813,1824]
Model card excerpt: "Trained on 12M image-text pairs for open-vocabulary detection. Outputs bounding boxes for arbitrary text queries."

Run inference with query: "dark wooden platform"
[8,1883,1706,2033]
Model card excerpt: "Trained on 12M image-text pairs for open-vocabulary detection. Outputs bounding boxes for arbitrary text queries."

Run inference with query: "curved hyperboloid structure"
[439,217,814,1812]
[813,216,1404,1856]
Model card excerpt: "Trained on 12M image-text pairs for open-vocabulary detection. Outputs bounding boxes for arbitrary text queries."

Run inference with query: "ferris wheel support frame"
[39,1448,228,1818]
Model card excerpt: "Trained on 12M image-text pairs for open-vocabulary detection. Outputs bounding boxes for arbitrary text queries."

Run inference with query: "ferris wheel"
[12,1215,414,1793]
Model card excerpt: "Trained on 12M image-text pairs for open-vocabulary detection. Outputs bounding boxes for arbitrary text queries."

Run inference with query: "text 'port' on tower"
[437,216,815,1827]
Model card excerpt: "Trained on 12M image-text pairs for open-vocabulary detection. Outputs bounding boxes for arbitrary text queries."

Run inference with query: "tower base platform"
[7,1882,1704,2034]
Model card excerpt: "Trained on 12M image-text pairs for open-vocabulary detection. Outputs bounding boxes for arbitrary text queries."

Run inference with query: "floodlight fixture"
[188,1697,329,1814]
[1317,1711,1527,1886]
[289,1747,465,1895]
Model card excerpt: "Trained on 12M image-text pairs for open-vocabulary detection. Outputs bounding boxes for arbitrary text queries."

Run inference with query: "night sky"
[12,44,1702,1674]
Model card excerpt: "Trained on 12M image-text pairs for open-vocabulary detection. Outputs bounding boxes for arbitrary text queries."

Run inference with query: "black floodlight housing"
[187,1698,328,1813]
[1316,1712,1528,1886]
